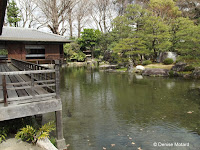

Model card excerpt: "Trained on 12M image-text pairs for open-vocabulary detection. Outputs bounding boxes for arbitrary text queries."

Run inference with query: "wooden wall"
[5,42,64,61]
[7,42,26,60]
[45,44,61,60]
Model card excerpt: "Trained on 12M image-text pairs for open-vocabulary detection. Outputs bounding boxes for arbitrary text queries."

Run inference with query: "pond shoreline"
[47,66,200,150]
[98,63,200,79]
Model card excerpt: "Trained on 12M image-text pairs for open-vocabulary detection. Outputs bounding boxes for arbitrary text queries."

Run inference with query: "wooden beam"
[0,0,7,35]
[2,75,8,106]
[0,99,62,121]
[55,60,60,99]
[0,69,55,75]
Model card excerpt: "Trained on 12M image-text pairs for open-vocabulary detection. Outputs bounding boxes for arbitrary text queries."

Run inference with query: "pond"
[44,67,200,150]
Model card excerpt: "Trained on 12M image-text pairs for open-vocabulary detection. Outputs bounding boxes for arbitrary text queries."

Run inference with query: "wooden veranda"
[0,59,66,150]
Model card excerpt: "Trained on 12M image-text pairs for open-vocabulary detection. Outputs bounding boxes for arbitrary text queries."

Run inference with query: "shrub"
[70,51,86,62]
[15,121,55,144]
[49,136,57,147]
[0,128,8,143]
[142,60,152,66]
[0,49,8,55]
[184,65,195,72]
[15,125,35,143]
[163,58,174,65]
[0,117,33,143]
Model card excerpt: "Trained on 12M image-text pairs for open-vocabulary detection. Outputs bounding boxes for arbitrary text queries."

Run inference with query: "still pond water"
[45,67,200,150]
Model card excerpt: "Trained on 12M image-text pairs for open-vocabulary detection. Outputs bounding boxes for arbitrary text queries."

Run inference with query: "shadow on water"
[44,67,200,150]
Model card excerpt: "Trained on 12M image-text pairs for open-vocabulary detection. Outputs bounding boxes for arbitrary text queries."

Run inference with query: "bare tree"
[113,0,130,15]
[73,0,91,37]
[90,0,116,33]
[17,0,37,28]
[67,0,80,38]
[35,0,71,35]
[176,0,200,24]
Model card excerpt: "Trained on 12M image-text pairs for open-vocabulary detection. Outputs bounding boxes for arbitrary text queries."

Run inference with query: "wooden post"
[55,60,60,99]
[31,73,35,97]
[2,75,8,107]
[55,60,66,150]
[55,110,66,150]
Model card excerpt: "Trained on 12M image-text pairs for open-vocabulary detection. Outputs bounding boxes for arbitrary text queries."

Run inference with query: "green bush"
[0,49,8,55]
[0,128,8,143]
[0,117,33,143]
[184,65,195,72]
[163,58,174,65]
[49,136,57,147]
[142,60,152,66]
[15,121,55,144]
[71,51,86,62]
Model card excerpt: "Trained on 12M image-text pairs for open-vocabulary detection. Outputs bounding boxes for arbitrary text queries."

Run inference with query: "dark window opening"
[26,46,45,59]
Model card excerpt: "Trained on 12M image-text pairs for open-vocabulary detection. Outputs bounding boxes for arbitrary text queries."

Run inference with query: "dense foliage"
[64,0,200,67]
[15,121,55,144]
[64,42,86,62]
[0,117,33,143]
[0,49,8,55]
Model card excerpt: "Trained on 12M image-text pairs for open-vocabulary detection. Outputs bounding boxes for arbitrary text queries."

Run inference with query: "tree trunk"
[128,56,134,72]
[103,5,107,33]
[91,47,94,60]
[77,17,81,38]
[68,8,73,38]
[154,49,157,62]
[52,0,59,34]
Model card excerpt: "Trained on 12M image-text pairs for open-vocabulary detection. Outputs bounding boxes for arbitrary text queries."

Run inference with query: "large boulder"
[158,52,177,63]
[171,62,187,72]
[136,65,145,71]
[142,68,169,76]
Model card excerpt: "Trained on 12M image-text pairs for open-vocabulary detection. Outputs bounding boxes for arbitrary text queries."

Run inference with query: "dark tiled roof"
[0,27,71,43]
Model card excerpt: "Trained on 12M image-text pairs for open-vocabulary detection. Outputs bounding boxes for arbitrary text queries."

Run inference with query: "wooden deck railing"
[0,59,61,107]
[11,59,56,81]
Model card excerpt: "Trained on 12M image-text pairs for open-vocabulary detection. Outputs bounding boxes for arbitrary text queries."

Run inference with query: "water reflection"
[45,67,200,150]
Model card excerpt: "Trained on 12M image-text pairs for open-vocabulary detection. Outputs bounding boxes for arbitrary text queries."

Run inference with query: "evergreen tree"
[113,37,148,66]
[7,0,21,27]
[78,29,101,59]
[148,0,181,23]
[175,19,200,59]
[142,16,171,61]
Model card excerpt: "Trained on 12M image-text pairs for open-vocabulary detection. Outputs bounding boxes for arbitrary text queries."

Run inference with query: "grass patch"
[178,71,192,75]
[190,62,200,68]
[145,63,174,70]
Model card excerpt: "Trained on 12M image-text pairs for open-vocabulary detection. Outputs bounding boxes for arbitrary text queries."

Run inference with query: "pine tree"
[7,0,21,27]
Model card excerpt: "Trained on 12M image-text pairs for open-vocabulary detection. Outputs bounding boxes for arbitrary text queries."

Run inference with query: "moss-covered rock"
[142,68,169,76]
